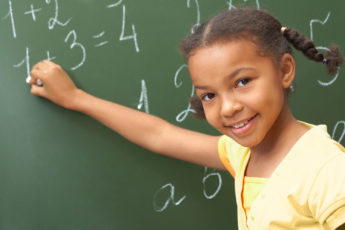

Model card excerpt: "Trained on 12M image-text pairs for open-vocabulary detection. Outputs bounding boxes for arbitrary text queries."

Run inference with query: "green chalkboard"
[0,0,344,229]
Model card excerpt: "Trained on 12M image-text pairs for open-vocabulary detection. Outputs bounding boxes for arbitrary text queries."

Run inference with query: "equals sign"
[92,31,109,47]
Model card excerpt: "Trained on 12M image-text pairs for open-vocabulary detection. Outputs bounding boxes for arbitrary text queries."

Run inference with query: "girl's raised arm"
[30,60,225,170]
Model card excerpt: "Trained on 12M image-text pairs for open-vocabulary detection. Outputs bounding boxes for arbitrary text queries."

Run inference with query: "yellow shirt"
[243,177,267,217]
[218,123,345,229]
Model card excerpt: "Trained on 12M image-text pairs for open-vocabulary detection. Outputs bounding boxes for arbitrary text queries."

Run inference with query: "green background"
[0,0,344,229]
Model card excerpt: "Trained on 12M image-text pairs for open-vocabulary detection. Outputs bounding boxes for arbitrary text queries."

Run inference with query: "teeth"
[232,120,249,128]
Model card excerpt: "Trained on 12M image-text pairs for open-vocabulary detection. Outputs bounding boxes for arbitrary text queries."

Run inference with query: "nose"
[220,94,243,117]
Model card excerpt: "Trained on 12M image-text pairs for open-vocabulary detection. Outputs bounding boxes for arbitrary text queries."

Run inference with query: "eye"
[236,78,251,87]
[201,93,215,101]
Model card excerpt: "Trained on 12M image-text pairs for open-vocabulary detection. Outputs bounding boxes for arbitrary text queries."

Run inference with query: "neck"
[251,102,309,159]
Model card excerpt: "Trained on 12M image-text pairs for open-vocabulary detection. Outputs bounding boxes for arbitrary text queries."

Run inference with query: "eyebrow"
[194,67,255,90]
[229,67,255,79]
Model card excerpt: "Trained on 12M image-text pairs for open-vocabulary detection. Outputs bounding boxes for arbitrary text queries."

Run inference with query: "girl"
[29,7,345,230]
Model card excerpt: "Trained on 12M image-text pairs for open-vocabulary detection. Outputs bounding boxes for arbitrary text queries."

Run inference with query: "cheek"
[255,77,285,104]
[253,83,285,119]
[204,106,221,130]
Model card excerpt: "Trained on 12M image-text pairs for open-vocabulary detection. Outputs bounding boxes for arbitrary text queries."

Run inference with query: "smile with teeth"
[232,120,249,128]
[230,114,258,129]
[227,114,258,136]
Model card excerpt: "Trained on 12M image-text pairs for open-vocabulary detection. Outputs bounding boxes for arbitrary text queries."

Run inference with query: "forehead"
[187,40,276,83]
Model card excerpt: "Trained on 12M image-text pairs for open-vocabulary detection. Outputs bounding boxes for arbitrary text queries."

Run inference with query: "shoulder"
[296,123,344,166]
[303,124,345,228]
[218,135,249,177]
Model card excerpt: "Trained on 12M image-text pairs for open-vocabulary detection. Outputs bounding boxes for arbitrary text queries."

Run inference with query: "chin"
[228,134,263,148]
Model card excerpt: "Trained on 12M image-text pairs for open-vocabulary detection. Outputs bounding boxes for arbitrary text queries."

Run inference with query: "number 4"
[120,5,139,53]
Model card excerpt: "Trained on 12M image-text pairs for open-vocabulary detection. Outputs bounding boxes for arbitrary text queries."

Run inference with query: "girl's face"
[188,40,292,148]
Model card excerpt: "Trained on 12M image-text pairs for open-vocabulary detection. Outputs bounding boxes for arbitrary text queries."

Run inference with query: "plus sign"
[45,51,56,61]
[24,4,42,22]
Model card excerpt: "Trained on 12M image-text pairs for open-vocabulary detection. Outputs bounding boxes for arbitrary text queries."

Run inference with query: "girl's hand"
[30,60,80,110]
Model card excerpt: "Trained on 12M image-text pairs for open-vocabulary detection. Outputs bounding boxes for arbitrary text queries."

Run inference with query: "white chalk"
[37,79,43,86]
[26,76,31,84]
[26,76,43,86]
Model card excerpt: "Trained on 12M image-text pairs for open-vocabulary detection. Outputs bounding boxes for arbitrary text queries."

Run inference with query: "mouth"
[226,114,258,136]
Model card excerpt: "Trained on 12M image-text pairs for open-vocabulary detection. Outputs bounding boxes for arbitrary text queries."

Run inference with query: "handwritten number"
[315,46,340,86]
[137,79,150,113]
[107,0,123,8]
[64,30,86,71]
[174,64,195,123]
[176,87,195,123]
[2,0,17,38]
[227,0,260,10]
[119,5,140,53]
[309,12,331,41]
[13,47,31,83]
[308,12,340,86]
[186,0,200,33]
[46,0,71,30]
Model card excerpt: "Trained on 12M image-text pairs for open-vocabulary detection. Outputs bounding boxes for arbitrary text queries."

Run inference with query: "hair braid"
[325,44,344,75]
[282,27,343,75]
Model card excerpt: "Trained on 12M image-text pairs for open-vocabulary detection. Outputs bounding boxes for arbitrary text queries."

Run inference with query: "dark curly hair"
[179,7,344,119]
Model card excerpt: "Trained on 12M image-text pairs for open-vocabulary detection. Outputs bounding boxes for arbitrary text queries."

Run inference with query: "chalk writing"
[108,3,140,53]
[174,64,195,122]
[92,31,109,47]
[46,0,71,30]
[309,12,331,41]
[308,12,340,87]
[13,47,57,83]
[13,47,31,83]
[174,64,188,88]
[2,0,17,38]
[64,30,86,70]
[24,4,42,22]
[332,121,345,144]
[137,79,150,113]
[44,51,56,61]
[202,167,222,199]
[227,0,237,10]
[152,183,186,212]
[315,46,340,86]
[119,5,140,53]
[107,0,123,8]
[186,0,200,33]
[227,0,260,10]
[176,88,195,123]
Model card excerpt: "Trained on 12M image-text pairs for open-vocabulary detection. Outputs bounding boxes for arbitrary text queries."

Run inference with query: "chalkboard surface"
[0,0,344,229]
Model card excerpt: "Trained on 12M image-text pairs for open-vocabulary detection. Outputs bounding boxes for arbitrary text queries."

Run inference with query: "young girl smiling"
[29,7,345,229]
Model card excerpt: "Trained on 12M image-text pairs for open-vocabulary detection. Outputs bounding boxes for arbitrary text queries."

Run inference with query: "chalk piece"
[26,76,43,86]
[26,76,31,84]
[37,79,43,86]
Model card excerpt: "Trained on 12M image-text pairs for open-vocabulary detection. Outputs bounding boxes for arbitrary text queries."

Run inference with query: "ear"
[279,53,295,89]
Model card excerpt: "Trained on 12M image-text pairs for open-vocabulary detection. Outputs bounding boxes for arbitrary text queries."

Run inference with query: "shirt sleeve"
[308,153,345,228]
[218,135,236,178]
[327,206,345,229]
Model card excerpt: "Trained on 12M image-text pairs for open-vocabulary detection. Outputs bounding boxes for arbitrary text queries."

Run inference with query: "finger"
[30,69,45,87]
[30,69,39,83]
[30,84,46,97]
[31,66,46,80]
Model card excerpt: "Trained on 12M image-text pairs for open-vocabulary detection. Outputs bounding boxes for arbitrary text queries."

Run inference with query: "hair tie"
[281,27,287,35]
[322,58,328,64]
